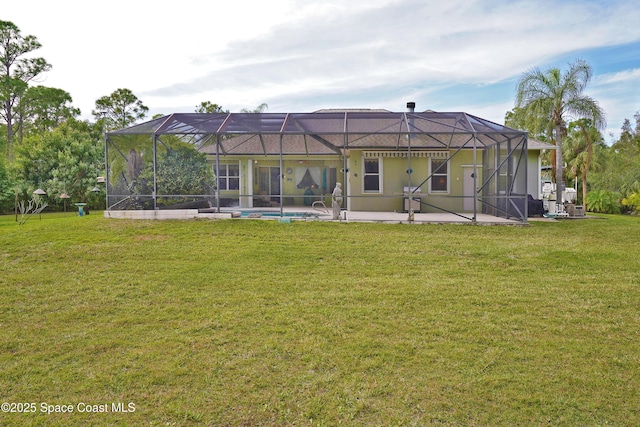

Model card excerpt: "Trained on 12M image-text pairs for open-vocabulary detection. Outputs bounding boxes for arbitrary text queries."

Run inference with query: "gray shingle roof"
[108,111,528,154]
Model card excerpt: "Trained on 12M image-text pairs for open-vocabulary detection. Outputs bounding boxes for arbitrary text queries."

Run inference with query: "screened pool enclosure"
[105,109,529,222]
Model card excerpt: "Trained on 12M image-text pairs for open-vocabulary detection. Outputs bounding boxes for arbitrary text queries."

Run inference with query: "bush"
[622,191,640,215]
[585,189,621,214]
[0,157,16,214]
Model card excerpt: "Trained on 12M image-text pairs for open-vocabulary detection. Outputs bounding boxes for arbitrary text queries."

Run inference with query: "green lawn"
[1,213,638,426]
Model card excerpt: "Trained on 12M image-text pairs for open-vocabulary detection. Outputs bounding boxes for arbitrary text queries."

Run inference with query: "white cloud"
[5,0,640,132]
[144,0,640,102]
[595,68,640,85]
[589,67,640,140]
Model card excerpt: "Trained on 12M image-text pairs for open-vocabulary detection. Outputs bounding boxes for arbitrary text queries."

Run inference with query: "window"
[363,158,382,192]
[430,158,448,193]
[216,163,240,190]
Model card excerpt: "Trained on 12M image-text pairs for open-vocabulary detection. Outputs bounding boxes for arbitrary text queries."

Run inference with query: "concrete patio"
[328,210,524,225]
[105,207,525,225]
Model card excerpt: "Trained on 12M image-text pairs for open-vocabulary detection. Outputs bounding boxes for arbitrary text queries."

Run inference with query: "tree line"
[2,20,640,214]
[0,21,268,213]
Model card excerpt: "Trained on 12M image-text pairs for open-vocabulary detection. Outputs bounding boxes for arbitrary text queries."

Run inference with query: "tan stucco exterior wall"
[209,147,540,212]
[346,150,481,213]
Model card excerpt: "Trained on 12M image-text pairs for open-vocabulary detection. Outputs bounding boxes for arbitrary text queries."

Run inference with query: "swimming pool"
[225,209,322,218]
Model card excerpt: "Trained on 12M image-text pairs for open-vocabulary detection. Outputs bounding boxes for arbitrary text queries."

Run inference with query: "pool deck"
[291,208,523,225]
[105,208,525,225]
[322,210,524,225]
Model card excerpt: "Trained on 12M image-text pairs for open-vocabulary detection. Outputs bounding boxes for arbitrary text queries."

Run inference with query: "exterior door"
[270,167,280,202]
[463,167,476,211]
[258,166,280,201]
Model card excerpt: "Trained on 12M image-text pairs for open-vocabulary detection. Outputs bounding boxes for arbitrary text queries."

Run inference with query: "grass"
[0,212,638,426]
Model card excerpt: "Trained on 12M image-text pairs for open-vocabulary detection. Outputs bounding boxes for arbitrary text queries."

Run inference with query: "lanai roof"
[108,110,527,156]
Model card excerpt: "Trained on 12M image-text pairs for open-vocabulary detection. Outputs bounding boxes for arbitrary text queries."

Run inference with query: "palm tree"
[516,59,605,203]
[565,119,604,208]
[241,103,268,113]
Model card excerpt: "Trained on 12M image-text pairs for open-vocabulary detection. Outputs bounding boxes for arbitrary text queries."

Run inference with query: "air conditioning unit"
[403,186,421,212]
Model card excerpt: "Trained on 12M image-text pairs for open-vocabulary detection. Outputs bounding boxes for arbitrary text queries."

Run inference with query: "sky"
[5,0,640,142]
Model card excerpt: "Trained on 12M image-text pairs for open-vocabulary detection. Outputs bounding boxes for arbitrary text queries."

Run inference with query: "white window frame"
[215,162,240,191]
[362,157,383,193]
[429,157,449,194]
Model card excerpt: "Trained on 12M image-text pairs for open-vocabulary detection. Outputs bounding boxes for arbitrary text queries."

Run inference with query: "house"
[105,105,553,223]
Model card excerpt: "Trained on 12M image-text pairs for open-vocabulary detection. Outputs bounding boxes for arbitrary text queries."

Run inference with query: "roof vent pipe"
[406,102,415,112]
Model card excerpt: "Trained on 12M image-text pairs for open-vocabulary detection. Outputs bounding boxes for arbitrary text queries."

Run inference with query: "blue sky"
[5,0,640,142]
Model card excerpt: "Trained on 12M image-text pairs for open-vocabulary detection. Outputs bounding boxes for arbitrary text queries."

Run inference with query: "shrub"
[622,191,640,215]
[0,157,16,214]
[585,189,621,214]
